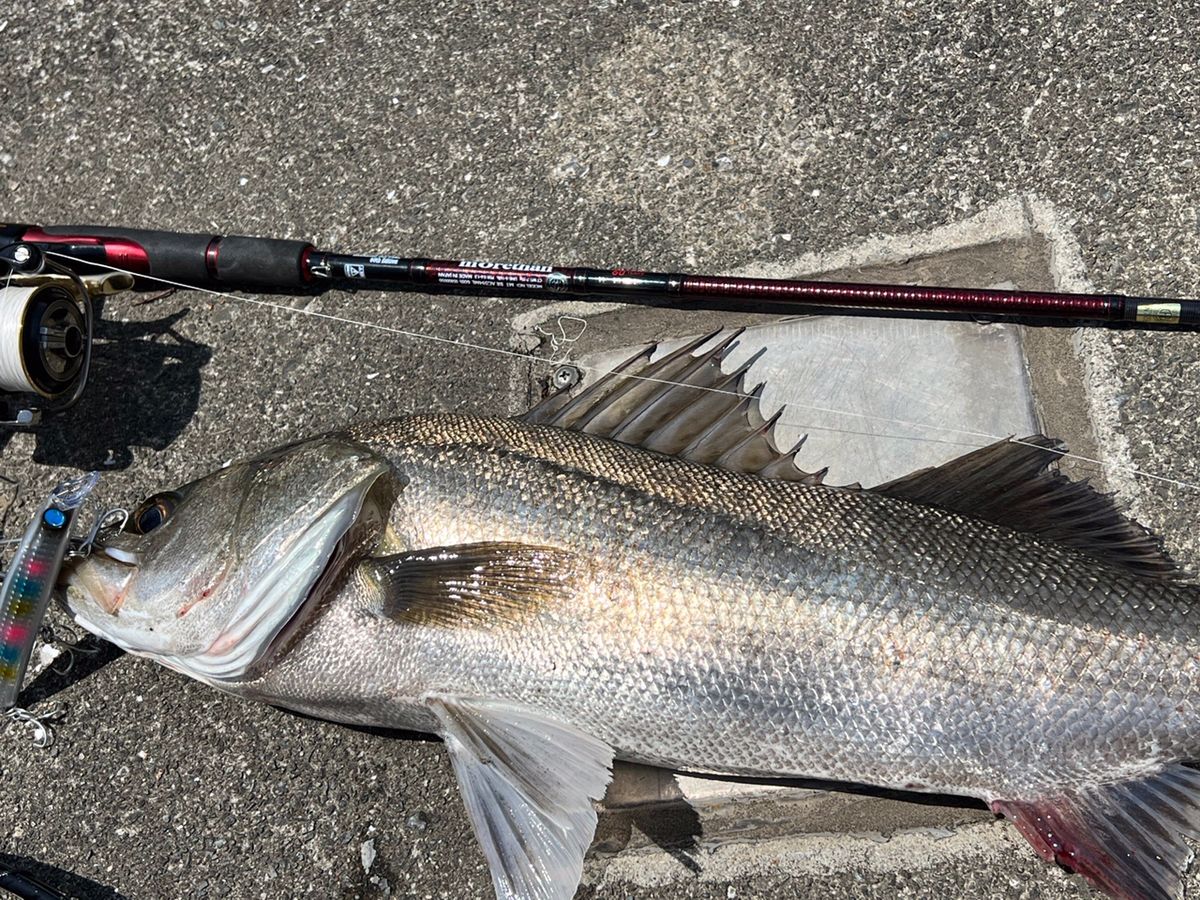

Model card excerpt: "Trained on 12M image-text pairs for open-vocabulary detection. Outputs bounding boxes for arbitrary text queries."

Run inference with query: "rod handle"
[21,225,313,291]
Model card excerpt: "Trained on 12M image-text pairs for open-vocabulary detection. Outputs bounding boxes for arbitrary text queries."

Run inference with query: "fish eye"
[130,491,182,535]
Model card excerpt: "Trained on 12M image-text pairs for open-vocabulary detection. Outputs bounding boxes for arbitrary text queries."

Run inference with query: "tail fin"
[992,763,1200,900]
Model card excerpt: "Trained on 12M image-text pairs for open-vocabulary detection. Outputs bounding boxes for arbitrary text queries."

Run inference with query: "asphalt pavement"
[1,2,1198,898]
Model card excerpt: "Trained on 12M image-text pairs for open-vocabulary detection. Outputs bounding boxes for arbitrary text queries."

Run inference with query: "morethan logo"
[459,260,553,273]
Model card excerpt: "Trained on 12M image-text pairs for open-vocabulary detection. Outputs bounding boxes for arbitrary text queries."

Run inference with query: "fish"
[61,330,1200,900]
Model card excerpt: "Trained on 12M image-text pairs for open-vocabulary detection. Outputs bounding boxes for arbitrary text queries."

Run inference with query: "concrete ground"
[1,1,1199,898]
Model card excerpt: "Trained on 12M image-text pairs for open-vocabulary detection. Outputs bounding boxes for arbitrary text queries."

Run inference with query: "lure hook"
[5,703,63,749]
[69,507,129,559]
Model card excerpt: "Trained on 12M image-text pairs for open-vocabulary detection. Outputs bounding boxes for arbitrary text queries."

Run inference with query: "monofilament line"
[45,251,1200,492]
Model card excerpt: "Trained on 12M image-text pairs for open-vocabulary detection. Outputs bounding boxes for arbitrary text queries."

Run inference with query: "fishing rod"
[4,222,1198,328]
[0,218,1195,426]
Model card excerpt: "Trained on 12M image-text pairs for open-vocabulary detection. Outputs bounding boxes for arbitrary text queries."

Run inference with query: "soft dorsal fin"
[874,435,1183,580]
[521,330,828,483]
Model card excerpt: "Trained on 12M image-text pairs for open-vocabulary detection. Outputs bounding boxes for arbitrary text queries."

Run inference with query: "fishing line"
[0,268,15,388]
[46,251,1200,492]
[0,286,42,393]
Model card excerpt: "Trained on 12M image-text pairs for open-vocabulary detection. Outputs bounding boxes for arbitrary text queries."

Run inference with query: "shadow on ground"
[591,763,990,870]
[0,852,128,900]
[18,631,125,708]
[4,295,212,470]
[596,770,704,873]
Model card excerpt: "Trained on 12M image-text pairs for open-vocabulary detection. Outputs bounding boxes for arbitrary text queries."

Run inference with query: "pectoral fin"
[425,694,614,900]
[366,542,584,628]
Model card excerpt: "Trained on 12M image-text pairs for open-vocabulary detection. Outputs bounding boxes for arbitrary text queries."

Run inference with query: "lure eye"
[130,492,182,535]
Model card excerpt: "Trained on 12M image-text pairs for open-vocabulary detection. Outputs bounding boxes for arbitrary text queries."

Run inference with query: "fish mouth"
[64,559,130,617]
[60,541,145,638]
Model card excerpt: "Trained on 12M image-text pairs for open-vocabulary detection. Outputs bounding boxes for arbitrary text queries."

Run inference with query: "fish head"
[62,435,399,683]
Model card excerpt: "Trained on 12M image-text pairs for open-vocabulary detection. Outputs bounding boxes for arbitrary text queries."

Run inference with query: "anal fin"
[993,763,1200,900]
[426,695,614,900]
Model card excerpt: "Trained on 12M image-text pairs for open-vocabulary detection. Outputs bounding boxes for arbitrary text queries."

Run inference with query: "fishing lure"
[0,471,99,711]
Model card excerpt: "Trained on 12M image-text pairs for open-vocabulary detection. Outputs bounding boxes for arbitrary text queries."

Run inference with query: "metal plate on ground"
[578,314,1040,487]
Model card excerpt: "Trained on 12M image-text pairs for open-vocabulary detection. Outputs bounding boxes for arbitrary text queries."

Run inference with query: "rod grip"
[210,234,313,290]
[37,225,313,291]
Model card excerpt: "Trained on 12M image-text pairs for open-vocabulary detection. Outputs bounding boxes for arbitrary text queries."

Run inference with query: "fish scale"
[62,336,1200,899]
[235,414,1200,804]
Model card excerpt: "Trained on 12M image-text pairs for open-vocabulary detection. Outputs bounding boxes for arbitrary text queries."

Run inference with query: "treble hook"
[69,507,129,559]
[38,621,99,677]
[5,703,64,749]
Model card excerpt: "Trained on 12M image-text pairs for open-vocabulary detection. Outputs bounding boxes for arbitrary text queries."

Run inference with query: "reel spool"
[0,281,87,400]
[0,269,128,424]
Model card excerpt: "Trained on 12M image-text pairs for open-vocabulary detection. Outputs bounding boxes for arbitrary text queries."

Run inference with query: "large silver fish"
[63,332,1200,900]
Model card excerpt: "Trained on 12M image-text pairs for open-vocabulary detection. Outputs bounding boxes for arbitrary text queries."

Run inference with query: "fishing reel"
[0,239,129,425]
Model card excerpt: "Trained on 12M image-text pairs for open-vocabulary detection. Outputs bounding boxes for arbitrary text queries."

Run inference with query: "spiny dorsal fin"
[521,330,826,483]
[523,337,1177,579]
[994,764,1200,900]
[874,435,1183,580]
[367,542,582,628]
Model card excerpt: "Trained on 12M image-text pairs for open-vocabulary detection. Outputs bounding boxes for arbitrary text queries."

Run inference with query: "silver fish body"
[247,414,1200,800]
[61,336,1200,900]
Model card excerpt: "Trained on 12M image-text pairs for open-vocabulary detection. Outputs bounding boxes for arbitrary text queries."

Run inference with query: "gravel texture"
[1,1,1198,898]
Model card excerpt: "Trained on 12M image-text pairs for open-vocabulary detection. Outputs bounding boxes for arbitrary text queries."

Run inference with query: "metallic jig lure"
[0,471,99,710]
